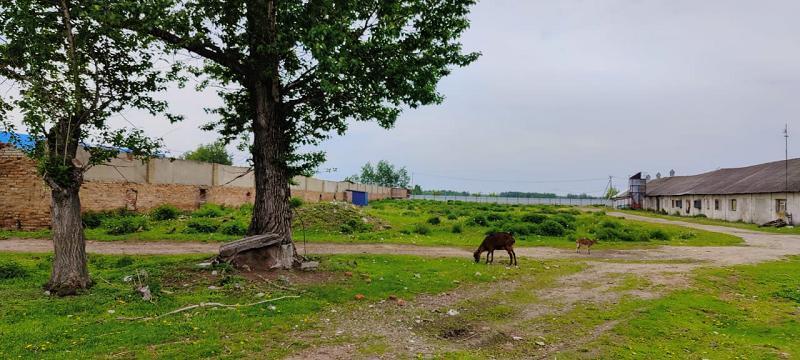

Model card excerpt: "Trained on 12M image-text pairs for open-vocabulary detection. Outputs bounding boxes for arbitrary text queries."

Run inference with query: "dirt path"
[282,214,800,359]
[4,214,800,266]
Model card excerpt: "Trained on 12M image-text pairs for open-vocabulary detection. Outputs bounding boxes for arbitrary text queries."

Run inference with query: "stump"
[218,234,299,270]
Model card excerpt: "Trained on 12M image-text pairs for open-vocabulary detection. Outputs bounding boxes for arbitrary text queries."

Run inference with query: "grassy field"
[0,252,569,359]
[617,209,800,235]
[0,200,742,249]
[578,257,800,359]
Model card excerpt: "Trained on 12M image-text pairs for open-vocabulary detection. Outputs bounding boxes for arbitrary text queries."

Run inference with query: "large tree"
[346,160,410,188]
[182,140,233,165]
[0,0,175,294]
[113,0,478,268]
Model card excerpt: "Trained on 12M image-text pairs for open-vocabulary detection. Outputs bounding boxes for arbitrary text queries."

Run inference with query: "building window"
[730,199,737,211]
[776,199,787,214]
[693,200,702,209]
[714,199,720,210]
[676,200,682,208]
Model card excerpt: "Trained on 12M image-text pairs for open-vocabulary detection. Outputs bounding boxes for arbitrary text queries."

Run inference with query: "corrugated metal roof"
[646,158,800,196]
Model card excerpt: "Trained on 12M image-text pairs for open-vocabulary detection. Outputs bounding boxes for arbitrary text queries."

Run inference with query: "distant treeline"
[411,186,598,199]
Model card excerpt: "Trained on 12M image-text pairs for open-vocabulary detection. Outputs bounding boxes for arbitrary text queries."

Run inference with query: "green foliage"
[181,140,232,165]
[192,204,225,218]
[648,229,670,240]
[151,205,181,221]
[339,219,372,234]
[427,216,441,225]
[104,217,150,235]
[411,223,432,235]
[183,219,221,234]
[451,223,464,234]
[219,221,248,236]
[521,213,547,224]
[118,0,479,177]
[290,197,304,209]
[0,260,26,280]
[82,211,105,229]
[346,160,411,188]
[537,220,566,237]
[774,287,800,303]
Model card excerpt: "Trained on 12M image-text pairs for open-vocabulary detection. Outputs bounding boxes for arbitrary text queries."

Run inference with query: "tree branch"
[146,27,247,75]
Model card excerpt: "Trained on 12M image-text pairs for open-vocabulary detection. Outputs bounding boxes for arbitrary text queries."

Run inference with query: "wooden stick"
[116,295,300,321]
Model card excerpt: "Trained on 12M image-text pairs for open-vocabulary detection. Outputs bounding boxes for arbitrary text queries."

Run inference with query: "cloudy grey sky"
[18,0,800,196]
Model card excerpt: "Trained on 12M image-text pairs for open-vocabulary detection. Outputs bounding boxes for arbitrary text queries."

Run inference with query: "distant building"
[628,159,799,225]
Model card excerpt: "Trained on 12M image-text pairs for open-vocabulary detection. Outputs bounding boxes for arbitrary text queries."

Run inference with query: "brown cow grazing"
[474,232,517,266]
[576,238,597,254]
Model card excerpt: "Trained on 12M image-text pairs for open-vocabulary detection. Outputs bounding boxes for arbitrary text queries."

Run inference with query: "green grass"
[0,200,743,249]
[617,208,800,235]
[0,251,541,359]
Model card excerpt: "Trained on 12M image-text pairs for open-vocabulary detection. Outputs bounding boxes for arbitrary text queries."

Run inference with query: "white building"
[631,159,799,225]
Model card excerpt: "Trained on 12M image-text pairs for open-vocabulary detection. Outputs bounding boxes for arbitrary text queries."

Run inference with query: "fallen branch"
[255,274,303,293]
[116,295,300,321]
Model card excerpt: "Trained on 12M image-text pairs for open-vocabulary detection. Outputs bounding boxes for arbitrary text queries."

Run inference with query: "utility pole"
[785,124,789,193]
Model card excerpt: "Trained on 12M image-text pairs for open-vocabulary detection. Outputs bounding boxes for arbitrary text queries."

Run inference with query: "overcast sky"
[11,0,800,196]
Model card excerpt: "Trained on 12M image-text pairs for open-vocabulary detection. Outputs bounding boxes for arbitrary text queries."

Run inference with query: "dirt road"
[3,213,800,265]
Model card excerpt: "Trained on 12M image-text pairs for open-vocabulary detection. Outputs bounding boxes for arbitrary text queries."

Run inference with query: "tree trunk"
[45,185,91,295]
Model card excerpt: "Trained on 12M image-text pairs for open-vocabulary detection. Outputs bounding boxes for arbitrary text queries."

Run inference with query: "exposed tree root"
[116,295,300,321]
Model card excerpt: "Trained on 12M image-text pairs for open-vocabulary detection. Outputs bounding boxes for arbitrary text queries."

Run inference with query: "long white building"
[622,159,800,225]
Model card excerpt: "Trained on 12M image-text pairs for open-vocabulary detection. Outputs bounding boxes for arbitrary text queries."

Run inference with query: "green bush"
[151,205,181,221]
[774,287,800,303]
[183,218,220,233]
[446,213,458,220]
[115,256,135,268]
[104,217,150,235]
[451,223,463,234]
[678,231,697,240]
[648,229,670,240]
[220,221,248,236]
[521,213,547,224]
[427,216,441,225]
[551,213,576,229]
[411,223,431,235]
[81,211,105,229]
[0,261,27,280]
[537,220,566,236]
[290,197,304,209]
[468,214,488,227]
[192,204,225,218]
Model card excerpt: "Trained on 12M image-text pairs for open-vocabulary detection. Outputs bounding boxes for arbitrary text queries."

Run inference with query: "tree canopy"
[181,140,233,165]
[346,160,410,188]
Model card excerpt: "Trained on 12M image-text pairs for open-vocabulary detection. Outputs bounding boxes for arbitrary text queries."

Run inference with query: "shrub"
[446,213,458,220]
[290,197,304,209]
[599,220,621,229]
[82,211,104,229]
[678,231,697,240]
[411,223,431,235]
[115,256,135,268]
[427,216,441,225]
[220,221,248,236]
[467,215,486,227]
[521,213,547,224]
[551,213,576,229]
[192,204,225,218]
[537,220,565,236]
[451,223,463,234]
[0,261,27,280]
[692,214,707,218]
[183,218,220,233]
[648,229,670,240]
[104,217,150,235]
[774,287,800,303]
[151,205,181,221]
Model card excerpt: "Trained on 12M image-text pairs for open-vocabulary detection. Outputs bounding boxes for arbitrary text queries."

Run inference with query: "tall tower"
[629,172,646,209]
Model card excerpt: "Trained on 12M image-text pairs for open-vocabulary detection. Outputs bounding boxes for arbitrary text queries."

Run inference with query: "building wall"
[643,192,799,224]
[0,145,409,230]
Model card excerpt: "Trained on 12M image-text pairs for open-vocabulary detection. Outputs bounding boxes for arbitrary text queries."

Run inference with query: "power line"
[413,171,608,184]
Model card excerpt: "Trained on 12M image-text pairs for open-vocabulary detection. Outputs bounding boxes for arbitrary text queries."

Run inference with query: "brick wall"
[1,145,408,230]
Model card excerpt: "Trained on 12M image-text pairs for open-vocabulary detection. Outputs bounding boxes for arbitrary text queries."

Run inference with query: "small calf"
[575,238,597,254]
[474,232,517,266]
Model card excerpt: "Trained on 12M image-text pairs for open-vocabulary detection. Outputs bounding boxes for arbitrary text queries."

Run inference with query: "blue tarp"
[0,131,36,150]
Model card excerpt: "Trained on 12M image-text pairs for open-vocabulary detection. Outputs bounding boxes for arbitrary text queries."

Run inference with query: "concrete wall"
[643,193,798,225]
[0,145,410,229]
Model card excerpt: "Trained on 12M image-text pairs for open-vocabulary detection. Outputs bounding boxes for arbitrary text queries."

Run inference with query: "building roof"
[646,158,800,196]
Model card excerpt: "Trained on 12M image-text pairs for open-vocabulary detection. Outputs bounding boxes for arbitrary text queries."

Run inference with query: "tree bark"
[45,184,91,295]
[216,0,300,269]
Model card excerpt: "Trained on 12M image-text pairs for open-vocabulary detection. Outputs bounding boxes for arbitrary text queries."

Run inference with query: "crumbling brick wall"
[1,145,403,230]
